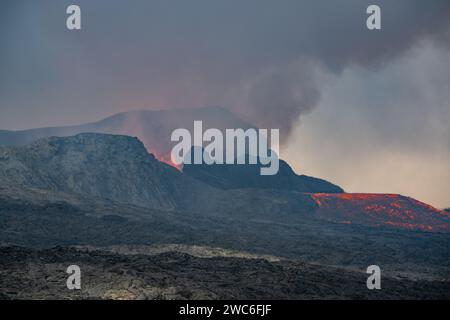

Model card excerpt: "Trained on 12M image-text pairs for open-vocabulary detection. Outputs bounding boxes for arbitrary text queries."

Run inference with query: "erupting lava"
[148,149,182,170]
[311,193,450,233]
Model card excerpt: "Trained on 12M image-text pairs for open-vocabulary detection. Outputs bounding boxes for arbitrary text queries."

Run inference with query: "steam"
[231,62,321,139]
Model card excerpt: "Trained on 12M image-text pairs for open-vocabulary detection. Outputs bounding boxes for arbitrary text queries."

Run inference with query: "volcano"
[0,107,253,167]
[183,152,343,193]
[0,108,448,234]
[1,132,450,298]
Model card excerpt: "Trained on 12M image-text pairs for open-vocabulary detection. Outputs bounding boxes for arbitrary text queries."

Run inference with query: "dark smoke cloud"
[224,0,450,137]
[0,0,450,139]
[230,61,321,137]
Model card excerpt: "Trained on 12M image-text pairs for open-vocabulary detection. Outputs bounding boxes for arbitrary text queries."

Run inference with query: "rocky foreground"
[1,246,450,300]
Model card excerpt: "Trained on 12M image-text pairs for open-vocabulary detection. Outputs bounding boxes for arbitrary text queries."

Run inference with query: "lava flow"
[310,193,450,233]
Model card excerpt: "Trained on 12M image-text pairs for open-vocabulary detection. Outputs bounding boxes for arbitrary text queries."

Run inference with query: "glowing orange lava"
[310,193,450,233]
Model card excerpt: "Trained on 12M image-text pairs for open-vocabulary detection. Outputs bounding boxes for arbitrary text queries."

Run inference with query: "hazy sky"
[1,1,450,207]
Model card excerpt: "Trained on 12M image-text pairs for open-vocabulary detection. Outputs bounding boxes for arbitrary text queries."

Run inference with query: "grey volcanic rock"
[0,133,318,215]
[183,154,343,193]
[0,107,344,194]
[0,131,448,286]
[0,133,201,210]
[1,246,450,300]
[1,191,449,281]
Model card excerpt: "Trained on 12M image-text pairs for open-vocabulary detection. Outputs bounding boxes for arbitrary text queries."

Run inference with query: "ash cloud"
[230,61,322,138]
[224,0,450,138]
[0,0,450,140]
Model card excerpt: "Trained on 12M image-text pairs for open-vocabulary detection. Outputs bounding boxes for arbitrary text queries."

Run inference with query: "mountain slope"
[0,133,201,211]
[0,133,319,215]
[183,155,343,193]
[0,107,253,165]
[1,133,448,233]
[0,107,345,194]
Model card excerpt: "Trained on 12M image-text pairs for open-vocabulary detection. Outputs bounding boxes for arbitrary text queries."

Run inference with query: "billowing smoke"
[284,40,450,207]
[229,61,321,138]
[1,0,450,141]
[223,0,450,141]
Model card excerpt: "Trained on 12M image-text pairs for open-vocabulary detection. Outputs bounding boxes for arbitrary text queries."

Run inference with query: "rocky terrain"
[1,246,449,300]
[0,183,449,282]
[1,133,447,232]
[183,154,343,193]
[0,133,326,215]
[0,132,449,300]
[0,133,201,211]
